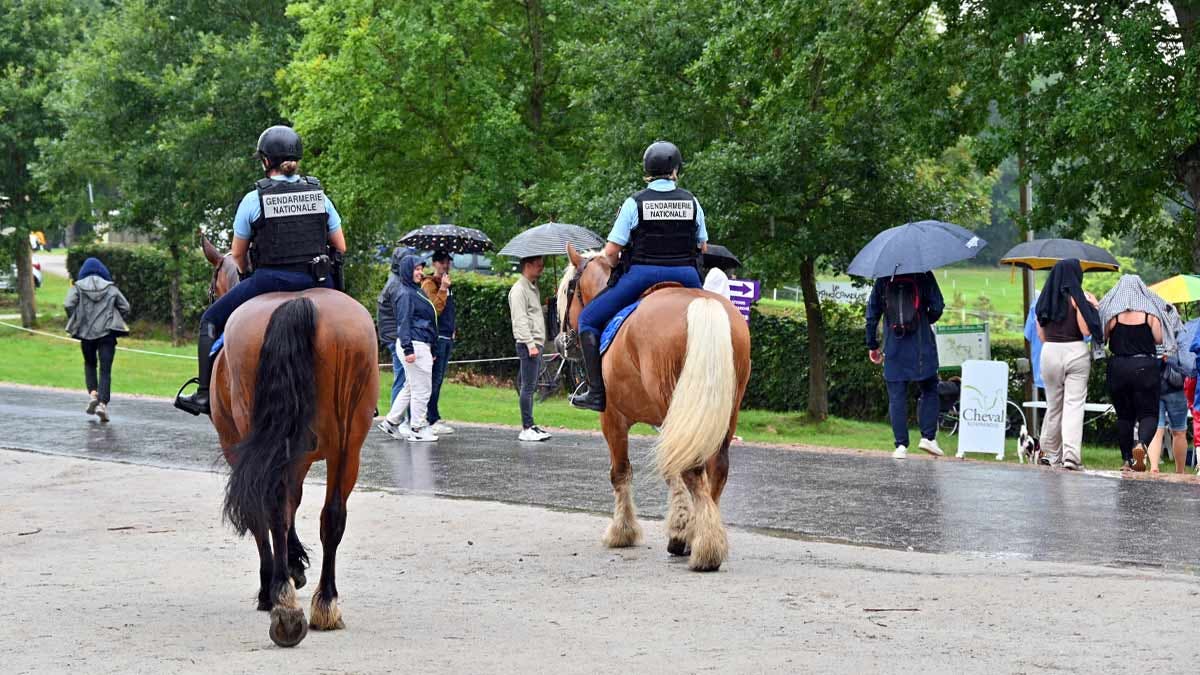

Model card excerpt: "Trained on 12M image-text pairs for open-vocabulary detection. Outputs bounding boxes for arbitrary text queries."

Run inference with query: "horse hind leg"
[665,475,693,556]
[310,455,355,631]
[253,528,273,611]
[287,480,310,590]
[601,412,641,548]
[681,466,728,572]
[267,491,308,647]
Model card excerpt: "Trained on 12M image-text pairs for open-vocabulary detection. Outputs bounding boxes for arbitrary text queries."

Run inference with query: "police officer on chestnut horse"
[571,140,709,412]
[175,125,347,416]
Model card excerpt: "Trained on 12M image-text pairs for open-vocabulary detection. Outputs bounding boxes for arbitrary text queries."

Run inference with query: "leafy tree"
[284,0,583,252]
[551,0,989,419]
[0,0,93,327]
[938,1,1200,272]
[42,0,294,341]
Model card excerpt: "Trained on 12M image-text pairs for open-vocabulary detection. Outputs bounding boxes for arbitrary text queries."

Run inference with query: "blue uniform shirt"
[607,179,708,246]
[233,175,342,240]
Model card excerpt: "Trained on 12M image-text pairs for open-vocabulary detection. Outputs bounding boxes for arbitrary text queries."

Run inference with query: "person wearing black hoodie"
[64,257,131,423]
[1035,259,1102,471]
[379,255,439,442]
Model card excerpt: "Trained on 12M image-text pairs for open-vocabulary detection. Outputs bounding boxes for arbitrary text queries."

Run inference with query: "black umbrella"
[847,220,987,279]
[498,222,605,258]
[703,244,741,270]
[400,224,494,254]
[999,238,1119,272]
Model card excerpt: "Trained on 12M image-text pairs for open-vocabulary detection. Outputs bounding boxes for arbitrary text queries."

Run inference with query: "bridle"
[558,256,595,355]
[208,254,237,304]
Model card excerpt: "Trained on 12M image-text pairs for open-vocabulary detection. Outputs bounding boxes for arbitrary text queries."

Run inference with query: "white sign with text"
[955,359,1009,461]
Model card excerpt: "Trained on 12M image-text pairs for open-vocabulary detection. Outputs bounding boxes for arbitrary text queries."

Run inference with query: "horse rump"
[656,296,736,478]
[224,296,319,537]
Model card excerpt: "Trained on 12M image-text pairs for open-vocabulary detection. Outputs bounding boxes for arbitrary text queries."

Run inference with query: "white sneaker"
[86,394,99,415]
[519,427,550,442]
[531,425,552,441]
[918,438,944,457]
[406,426,438,442]
[428,422,456,435]
[892,445,908,459]
[95,402,109,423]
[378,420,411,440]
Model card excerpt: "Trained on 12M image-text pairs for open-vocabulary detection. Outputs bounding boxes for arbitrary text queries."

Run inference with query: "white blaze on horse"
[558,243,751,571]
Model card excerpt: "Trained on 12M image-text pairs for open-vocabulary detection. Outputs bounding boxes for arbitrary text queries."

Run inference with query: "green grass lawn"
[0,319,1156,470]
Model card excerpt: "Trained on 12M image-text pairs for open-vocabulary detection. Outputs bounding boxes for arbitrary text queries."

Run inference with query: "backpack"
[884,276,921,335]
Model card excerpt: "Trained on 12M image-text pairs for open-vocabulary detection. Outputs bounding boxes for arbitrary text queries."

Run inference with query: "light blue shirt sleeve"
[231,179,341,240]
[606,198,638,246]
[695,200,708,244]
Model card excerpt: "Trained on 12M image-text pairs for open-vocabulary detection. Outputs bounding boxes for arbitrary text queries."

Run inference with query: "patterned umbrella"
[497,222,605,258]
[399,224,494,254]
[1148,275,1200,305]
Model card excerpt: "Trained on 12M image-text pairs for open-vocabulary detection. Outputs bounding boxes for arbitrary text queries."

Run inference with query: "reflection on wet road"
[4,384,1199,570]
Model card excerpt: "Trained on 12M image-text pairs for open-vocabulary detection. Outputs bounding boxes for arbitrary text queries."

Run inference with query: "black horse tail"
[224,297,318,537]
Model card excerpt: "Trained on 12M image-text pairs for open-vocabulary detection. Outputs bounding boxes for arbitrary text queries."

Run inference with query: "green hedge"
[66,244,212,325]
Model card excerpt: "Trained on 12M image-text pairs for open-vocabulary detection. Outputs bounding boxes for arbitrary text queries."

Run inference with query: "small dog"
[1017,425,1044,465]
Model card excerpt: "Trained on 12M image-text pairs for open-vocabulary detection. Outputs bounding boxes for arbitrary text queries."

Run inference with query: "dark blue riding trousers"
[578,264,701,337]
[202,268,330,333]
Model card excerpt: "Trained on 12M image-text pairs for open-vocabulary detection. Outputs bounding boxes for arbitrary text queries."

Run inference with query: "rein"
[209,254,237,304]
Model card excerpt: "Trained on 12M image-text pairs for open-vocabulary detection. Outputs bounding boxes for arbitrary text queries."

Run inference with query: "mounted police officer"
[174,125,346,416]
[571,140,708,412]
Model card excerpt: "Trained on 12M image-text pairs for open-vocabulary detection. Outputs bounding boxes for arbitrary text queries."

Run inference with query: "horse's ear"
[200,233,223,267]
[566,242,582,268]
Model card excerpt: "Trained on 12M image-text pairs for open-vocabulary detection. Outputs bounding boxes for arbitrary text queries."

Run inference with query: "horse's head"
[556,243,615,345]
[202,234,240,302]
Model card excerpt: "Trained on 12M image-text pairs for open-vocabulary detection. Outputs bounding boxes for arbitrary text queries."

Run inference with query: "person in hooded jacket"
[64,257,130,423]
[378,255,440,442]
[376,246,416,403]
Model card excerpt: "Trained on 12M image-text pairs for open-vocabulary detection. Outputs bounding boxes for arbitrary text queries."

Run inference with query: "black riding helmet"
[643,140,682,178]
[256,125,303,170]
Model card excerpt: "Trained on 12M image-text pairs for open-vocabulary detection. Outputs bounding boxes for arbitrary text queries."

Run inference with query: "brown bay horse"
[558,244,751,571]
[202,237,379,646]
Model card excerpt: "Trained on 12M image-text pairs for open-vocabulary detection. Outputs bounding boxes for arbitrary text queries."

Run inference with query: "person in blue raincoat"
[865,271,945,459]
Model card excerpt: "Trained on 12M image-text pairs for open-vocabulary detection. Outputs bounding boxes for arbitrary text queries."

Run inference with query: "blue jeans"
[578,264,701,336]
[887,377,939,448]
[387,342,407,404]
[428,337,453,423]
[201,267,330,333]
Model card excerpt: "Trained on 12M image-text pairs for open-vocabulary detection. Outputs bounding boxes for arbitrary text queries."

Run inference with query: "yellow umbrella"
[1149,274,1200,304]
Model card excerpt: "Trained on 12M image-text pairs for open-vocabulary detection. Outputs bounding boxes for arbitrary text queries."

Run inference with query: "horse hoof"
[290,566,307,591]
[667,538,690,557]
[602,519,642,548]
[310,595,345,631]
[269,607,308,647]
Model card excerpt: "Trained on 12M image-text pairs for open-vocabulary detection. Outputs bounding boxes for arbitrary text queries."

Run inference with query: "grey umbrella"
[847,220,987,279]
[498,222,605,258]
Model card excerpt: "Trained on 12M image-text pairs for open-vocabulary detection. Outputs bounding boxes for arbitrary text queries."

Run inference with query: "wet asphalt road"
[4,384,1200,571]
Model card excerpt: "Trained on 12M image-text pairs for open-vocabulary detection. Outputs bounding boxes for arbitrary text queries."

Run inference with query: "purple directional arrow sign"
[726,279,761,324]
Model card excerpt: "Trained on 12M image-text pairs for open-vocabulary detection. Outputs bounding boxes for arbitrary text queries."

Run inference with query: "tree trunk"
[798,257,829,421]
[14,233,37,328]
[169,244,184,345]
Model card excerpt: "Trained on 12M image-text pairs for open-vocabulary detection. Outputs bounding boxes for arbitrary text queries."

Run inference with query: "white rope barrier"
[0,320,523,367]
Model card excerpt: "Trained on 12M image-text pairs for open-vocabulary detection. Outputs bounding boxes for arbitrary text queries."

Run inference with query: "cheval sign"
[955,359,1009,461]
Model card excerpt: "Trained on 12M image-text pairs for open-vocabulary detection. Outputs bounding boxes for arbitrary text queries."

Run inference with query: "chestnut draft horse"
[201,237,379,647]
[558,243,751,571]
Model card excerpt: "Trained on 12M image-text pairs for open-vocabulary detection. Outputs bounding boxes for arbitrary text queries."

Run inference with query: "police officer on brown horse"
[175,125,347,416]
[571,140,709,412]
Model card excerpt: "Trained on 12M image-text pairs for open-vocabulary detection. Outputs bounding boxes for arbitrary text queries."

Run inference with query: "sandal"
[1132,445,1147,472]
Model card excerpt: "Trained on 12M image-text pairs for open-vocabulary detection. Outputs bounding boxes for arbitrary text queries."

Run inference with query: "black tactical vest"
[249,176,329,269]
[626,187,700,268]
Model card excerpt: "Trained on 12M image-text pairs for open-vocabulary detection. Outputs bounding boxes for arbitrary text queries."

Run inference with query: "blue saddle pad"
[210,334,224,358]
[600,300,642,355]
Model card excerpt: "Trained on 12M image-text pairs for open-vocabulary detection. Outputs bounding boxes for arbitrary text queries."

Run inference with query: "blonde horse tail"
[656,297,736,479]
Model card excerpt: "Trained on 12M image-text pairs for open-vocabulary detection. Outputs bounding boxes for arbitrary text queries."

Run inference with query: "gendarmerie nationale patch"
[640,199,694,220]
[262,190,326,219]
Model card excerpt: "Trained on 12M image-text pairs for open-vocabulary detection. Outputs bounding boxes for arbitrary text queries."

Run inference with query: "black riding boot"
[174,322,216,416]
[570,331,606,412]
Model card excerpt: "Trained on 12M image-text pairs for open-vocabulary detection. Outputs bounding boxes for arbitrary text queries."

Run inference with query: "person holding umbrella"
[852,220,986,459]
[1034,259,1102,471]
[421,250,457,436]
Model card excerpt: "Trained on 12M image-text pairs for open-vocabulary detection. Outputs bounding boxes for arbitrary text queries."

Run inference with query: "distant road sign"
[727,279,761,323]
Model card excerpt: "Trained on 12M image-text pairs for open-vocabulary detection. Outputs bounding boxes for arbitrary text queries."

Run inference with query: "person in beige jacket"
[509,256,551,441]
